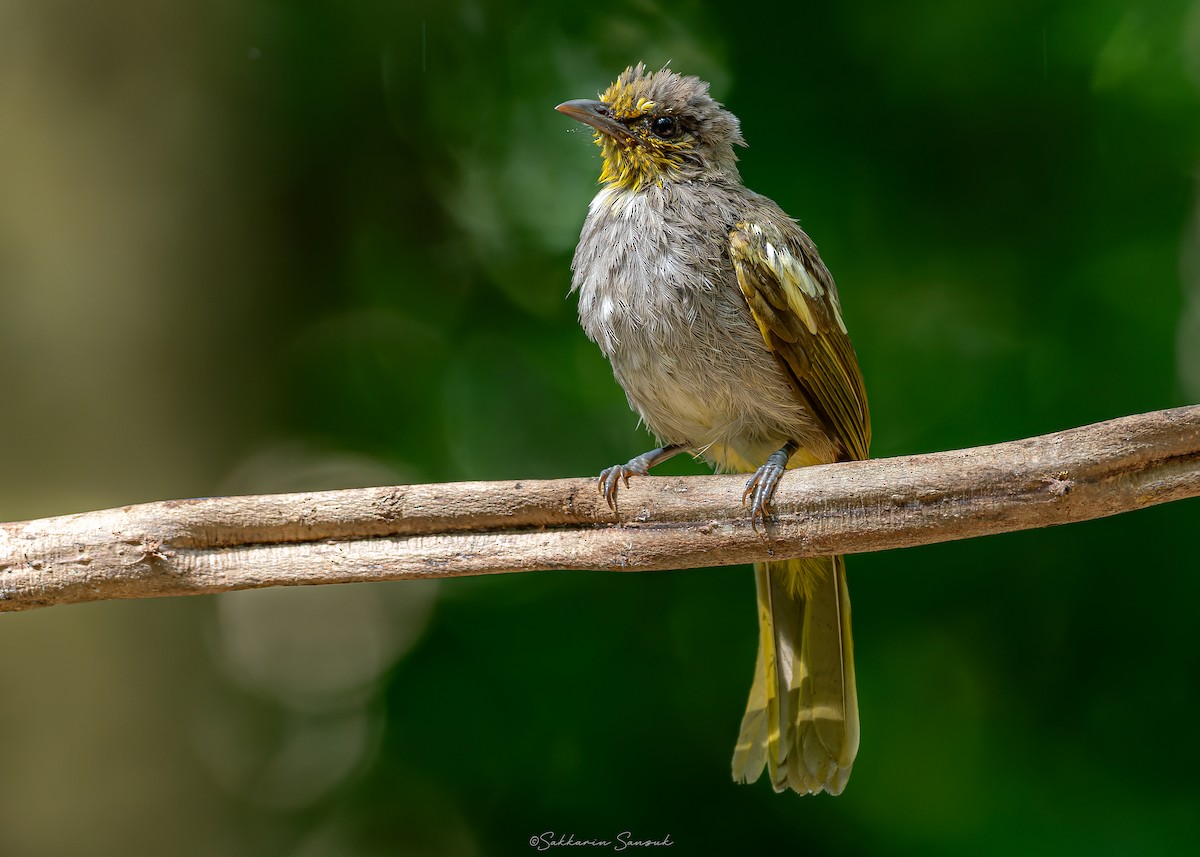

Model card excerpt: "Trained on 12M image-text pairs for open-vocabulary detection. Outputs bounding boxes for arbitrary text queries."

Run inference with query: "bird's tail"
[731,556,859,795]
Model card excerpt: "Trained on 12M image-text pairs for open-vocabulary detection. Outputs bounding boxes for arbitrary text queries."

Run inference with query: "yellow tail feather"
[731,556,858,795]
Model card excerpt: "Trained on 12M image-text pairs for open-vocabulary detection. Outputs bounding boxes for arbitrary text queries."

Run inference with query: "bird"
[556,63,871,795]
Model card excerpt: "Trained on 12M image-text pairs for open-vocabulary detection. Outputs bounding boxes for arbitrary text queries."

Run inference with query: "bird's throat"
[597,135,683,192]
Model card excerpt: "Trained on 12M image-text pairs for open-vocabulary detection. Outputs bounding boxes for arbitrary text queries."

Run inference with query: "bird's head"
[556,64,745,191]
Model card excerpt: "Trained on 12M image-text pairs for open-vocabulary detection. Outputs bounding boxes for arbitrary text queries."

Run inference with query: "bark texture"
[2,406,1197,613]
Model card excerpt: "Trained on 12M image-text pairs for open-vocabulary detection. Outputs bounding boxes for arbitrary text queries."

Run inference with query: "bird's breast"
[570,184,814,462]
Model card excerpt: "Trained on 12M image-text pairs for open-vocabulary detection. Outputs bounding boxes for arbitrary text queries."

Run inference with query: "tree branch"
[2,406,1198,613]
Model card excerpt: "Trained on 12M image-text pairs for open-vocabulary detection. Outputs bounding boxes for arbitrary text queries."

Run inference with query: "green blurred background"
[2,0,1199,854]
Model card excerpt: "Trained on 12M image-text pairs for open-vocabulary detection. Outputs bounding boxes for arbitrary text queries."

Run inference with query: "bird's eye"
[651,116,677,138]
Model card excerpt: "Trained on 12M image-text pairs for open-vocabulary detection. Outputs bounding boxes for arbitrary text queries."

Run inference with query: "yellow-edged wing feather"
[728,220,869,461]
[728,218,868,795]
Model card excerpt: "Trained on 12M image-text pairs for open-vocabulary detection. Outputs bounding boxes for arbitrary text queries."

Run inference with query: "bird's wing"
[729,218,870,461]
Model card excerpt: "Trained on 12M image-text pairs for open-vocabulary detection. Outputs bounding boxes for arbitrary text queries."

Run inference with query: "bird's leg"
[743,440,799,524]
[599,444,688,510]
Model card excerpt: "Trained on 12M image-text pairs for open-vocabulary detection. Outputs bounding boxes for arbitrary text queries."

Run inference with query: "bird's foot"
[742,441,799,526]
[598,445,687,510]
[599,460,648,510]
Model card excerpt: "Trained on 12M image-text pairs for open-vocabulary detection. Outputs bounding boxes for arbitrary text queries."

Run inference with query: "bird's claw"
[743,464,783,527]
[597,445,686,512]
[598,460,648,510]
[742,444,795,528]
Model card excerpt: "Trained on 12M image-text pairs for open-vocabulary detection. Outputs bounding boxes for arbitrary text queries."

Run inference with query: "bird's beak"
[555,99,633,142]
